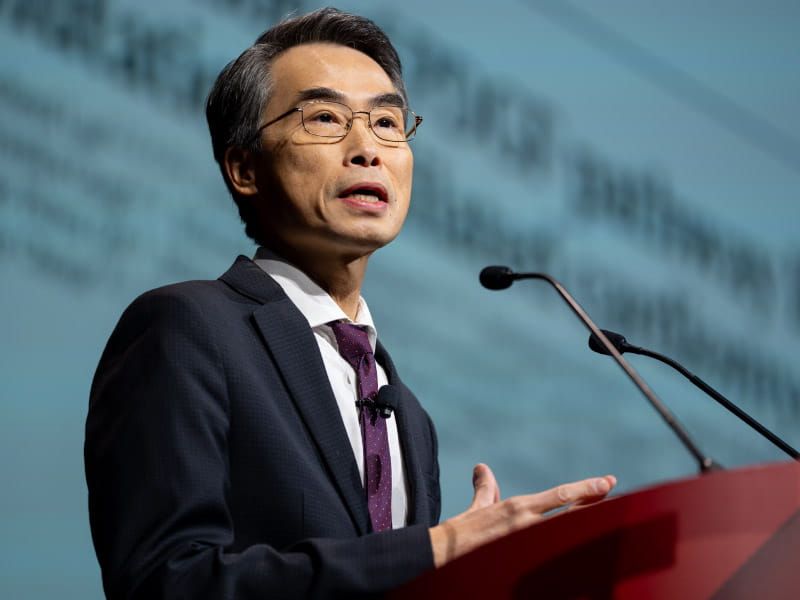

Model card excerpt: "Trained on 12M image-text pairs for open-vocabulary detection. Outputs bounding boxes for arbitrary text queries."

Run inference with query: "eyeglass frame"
[249,100,423,144]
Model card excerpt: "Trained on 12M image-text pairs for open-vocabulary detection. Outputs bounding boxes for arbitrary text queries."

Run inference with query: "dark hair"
[205,7,407,245]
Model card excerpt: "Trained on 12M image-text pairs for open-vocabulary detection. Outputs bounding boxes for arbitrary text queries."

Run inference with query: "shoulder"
[101,257,272,359]
[113,279,237,340]
[118,255,283,330]
[132,278,239,314]
[94,280,230,376]
[101,256,300,367]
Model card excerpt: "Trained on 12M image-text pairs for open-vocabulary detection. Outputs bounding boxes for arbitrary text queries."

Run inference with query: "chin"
[338,224,402,250]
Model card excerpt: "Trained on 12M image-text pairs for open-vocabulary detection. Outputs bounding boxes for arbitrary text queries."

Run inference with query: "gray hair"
[205,7,408,245]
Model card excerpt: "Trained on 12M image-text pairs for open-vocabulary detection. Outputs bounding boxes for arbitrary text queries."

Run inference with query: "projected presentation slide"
[1,2,797,597]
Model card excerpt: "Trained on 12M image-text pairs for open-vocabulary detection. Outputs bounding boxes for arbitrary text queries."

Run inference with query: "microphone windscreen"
[375,384,399,417]
[480,266,515,290]
[588,329,629,355]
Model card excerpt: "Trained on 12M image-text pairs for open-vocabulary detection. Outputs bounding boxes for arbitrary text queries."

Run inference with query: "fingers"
[573,475,617,508]
[430,473,618,569]
[429,465,501,568]
[534,475,617,514]
[468,463,500,511]
[469,469,616,516]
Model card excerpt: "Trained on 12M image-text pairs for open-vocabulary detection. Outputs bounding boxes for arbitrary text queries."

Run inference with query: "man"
[85,8,615,599]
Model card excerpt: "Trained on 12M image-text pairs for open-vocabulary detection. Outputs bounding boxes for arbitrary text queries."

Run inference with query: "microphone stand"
[481,266,719,473]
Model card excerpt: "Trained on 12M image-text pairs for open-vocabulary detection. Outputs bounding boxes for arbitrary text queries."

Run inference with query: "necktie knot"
[329,321,377,401]
[329,321,371,364]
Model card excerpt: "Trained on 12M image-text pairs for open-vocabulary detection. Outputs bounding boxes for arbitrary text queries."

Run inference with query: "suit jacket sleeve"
[85,281,439,600]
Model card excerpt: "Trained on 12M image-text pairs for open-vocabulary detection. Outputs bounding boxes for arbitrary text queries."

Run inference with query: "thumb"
[468,463,500,511]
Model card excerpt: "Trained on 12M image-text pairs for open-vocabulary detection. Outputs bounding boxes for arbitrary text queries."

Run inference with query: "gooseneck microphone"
[479,266,518,290]
[589,329,799,459]
[480,265,719,473]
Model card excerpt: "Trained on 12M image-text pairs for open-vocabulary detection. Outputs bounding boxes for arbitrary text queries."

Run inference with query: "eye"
[307,109,345,125]
[303,102,350,129]
[375,116,399,129]
[372,108,404,131]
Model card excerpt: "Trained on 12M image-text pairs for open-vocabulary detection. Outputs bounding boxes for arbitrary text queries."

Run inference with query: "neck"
[265,243,371,321]
[316,260,368,321]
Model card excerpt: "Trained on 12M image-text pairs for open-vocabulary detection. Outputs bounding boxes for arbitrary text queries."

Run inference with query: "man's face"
[248,43,413,261]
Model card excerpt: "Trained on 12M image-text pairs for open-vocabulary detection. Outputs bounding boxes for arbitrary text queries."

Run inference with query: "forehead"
[267,43,396,108]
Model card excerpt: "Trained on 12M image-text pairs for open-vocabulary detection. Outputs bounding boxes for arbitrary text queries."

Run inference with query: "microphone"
[588,329,632,355]
[357,384,399,418]
[480,265,719,473]
[479,265,516,290]
[589,329,799,459]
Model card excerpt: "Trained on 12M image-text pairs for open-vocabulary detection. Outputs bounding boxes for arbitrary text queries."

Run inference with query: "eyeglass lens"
[300,102,417,141]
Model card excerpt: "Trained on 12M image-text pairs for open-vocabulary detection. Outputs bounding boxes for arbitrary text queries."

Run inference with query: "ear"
[224,146,259,196]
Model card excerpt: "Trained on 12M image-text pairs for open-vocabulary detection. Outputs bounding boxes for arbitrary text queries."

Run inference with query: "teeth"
[348,192,381,202]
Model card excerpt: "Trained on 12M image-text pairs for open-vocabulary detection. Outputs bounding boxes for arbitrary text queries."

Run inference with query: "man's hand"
[428,464,616,568]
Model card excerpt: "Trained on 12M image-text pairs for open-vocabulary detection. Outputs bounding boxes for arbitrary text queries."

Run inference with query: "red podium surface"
[392,461,800,599]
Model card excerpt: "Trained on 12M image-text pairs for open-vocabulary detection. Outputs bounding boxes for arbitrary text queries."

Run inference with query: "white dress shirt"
[253,248,408,529]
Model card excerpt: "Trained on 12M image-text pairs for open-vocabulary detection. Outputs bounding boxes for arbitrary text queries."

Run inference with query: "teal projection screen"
[1,1,799,597]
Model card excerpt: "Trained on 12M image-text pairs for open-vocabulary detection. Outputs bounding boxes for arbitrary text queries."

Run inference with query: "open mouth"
[338,184,388,203]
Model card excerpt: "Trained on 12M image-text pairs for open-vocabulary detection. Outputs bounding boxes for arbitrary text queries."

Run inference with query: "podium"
[391,461,800,599]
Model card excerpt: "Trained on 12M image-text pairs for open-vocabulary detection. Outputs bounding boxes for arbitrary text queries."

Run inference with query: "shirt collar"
[253,247,378,350]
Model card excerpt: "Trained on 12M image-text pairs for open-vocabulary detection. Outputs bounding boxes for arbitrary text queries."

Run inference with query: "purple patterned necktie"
[329,321,392,532]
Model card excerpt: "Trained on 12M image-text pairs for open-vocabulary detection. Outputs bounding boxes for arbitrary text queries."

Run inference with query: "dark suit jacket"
[85,256,441,599]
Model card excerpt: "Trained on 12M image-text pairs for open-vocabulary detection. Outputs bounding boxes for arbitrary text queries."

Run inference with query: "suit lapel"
[220,256,371,535]
[376,342,428,526]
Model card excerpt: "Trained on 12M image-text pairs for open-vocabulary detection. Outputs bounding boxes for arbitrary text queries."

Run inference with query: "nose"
[343,112,381,167]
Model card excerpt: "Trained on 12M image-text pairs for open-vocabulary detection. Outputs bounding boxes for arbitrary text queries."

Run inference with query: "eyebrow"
[295,87,346,104]
[370,93,405,108]
[294,87,406,107]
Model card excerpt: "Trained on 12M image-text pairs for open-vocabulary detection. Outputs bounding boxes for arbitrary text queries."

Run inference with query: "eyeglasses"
[253,100,423,143]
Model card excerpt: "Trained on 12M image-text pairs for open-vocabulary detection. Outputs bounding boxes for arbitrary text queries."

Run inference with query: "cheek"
[272,148,332,204]
[394,152,414,201]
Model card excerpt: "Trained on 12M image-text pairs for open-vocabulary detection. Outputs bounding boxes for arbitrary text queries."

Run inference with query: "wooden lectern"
[391,461,800,599]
